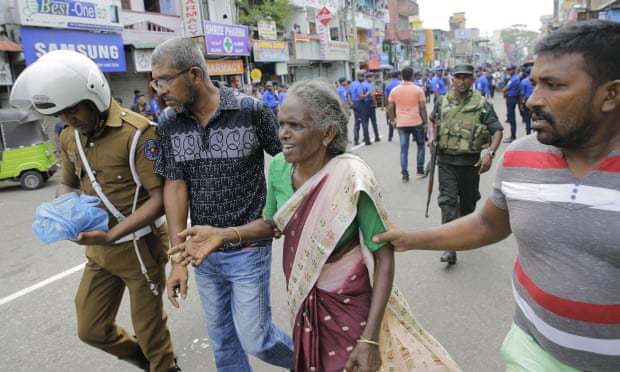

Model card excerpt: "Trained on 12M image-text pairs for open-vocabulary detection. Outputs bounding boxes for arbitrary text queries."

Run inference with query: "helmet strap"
[84,100,108,137]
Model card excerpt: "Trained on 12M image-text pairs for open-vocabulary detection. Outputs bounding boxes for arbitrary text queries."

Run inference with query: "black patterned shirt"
[155,85,282,230]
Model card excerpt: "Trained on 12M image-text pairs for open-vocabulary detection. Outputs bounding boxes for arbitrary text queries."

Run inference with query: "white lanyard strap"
[74,130,125,222]
[74,129,159,296]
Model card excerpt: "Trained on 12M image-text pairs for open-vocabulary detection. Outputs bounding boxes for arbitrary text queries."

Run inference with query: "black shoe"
[416,167,424,175]
[354,141,359,146]
[375,137,381,142]
[388,138,393,142]
[365,141,372,146]
[118,349,149,371]
[402,174,410,182]
[169,358,182,371]
[503,137,514,143]
[440,251,457,265]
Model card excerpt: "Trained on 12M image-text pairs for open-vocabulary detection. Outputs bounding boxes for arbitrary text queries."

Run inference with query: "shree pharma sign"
[203,21,250,56]
[16,0,123,33]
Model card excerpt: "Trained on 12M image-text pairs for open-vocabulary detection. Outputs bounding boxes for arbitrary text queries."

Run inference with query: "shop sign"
[20,27,126,72]
[207,59,244,76]
[316,10,329,59]
[181,0,203,37]
[289,0,338,12]
[15,0,123,33]
[380,51,390,67]
[134,49,153,72]
[257,20,277,41]
[253,40,289,62]
[275,62,287,76]
[292,33,309,42]
[316,7,332,26]
[250,68,262,82]
[0,53,12,86]
[324,41,349,61]
[204,21,250,56]
[367,28,383,70]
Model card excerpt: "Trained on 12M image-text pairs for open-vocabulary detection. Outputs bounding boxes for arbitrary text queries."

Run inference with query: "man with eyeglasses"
[10,50,179,371]
[150,38,293,372]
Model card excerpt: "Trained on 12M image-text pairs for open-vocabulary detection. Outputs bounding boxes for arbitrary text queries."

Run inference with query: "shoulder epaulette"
[120,110,151,131]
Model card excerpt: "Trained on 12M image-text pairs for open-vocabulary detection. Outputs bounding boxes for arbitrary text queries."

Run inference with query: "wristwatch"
[486,149,496,158]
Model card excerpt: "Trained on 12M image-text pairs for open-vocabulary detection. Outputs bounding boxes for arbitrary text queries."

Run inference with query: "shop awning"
[122,31,180,49]
[0,40,22,52]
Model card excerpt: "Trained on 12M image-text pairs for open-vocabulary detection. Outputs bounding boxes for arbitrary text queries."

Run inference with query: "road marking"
[0,128,387,307]
[0,262,85,307]
[350,143,365,151]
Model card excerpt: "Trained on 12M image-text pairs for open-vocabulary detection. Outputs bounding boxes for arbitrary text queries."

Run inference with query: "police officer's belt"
[115,216,166,244]
[74,128,161,296]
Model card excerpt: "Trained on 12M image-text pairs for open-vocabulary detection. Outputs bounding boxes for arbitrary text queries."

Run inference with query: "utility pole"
[351,0,359,74]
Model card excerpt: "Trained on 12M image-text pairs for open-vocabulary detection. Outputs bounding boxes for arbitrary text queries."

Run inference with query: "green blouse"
[263,153,387,252]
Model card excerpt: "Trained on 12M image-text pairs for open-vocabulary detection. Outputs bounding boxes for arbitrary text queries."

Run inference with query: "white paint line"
[0,262,85,307]
[350,143,365,151]
[0,128,386,307]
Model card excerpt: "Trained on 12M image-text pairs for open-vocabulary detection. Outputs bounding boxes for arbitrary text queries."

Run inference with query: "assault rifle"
[425,133,438,218]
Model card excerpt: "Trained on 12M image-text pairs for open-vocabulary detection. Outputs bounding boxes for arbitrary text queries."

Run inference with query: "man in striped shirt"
[374,20,620,371]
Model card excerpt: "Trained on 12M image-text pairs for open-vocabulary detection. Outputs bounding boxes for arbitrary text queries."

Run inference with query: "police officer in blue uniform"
[384,71,401,142]
[503,65,521,142]
[363,73,380,142]
[351,73,371,146]
[519,68,534,135]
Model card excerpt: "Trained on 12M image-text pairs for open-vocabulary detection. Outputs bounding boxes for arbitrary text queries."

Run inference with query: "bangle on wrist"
[228,227,243,247]
[357,337,380,347]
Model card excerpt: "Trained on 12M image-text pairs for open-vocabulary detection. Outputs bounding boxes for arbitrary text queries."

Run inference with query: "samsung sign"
[16,0,122,33]
[20,27,126,72]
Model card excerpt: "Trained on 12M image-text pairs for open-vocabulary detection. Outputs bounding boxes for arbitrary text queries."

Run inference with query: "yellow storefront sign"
[207,59,244,76]
[250,68,262,82]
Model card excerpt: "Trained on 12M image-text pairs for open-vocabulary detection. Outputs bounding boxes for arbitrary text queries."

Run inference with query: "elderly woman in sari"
[169,80,460,372]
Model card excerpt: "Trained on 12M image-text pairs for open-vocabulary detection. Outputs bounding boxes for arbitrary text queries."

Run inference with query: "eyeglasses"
[150,66,195,91]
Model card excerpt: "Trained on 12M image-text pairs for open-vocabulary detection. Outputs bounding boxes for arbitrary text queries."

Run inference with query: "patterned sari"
[273,154,461,372]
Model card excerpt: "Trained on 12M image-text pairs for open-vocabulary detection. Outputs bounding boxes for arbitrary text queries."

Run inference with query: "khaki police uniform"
[59,100,176,371]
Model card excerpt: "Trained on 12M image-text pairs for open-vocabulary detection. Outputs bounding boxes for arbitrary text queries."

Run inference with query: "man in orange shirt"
[387,67,428,182]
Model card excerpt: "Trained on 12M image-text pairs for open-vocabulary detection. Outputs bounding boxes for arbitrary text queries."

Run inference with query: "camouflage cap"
[454,64,475,75]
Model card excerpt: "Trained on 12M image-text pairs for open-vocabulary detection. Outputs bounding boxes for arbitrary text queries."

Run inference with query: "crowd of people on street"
[8,19,620,372]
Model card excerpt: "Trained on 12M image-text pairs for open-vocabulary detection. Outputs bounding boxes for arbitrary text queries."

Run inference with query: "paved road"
[0,95,531,371]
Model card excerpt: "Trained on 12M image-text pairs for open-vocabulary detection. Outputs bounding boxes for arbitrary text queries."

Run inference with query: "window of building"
[308,22,316,34]
[330,27,340,40]
[121,0,131,10]
[159,0,179,15]
[137,0,179,15]
[144,0,160,13]
[398,16,408,30]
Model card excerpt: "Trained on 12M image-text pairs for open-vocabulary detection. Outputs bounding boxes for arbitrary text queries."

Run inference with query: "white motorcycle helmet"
[10,50,111,116]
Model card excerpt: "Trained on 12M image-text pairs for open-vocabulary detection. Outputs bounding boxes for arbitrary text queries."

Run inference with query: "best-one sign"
[16,0,123,33]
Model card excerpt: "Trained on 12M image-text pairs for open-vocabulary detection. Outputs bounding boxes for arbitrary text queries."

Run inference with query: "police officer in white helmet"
[11,50,179,371]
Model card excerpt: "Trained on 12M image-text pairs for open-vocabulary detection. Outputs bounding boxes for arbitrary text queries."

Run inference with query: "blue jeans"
[506,96,518,139]
[398,125,425,176]
[353,101,370,145]
[194,245,293,372]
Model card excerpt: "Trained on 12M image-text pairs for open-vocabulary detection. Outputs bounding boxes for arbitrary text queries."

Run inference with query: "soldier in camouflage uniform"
[430,64,503,265]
